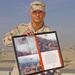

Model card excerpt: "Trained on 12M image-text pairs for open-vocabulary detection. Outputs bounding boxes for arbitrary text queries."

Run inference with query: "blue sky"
[0,0,75,50]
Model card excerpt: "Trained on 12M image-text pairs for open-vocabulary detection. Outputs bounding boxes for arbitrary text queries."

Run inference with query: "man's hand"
[23,28,34,36]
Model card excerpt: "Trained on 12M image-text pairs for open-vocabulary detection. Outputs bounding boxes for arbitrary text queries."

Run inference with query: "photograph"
[37,33,59,52]
[18,54,41,75]
[14,36,38,57]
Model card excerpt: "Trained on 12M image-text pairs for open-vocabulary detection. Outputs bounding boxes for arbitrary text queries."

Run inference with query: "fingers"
[23,28,34,36]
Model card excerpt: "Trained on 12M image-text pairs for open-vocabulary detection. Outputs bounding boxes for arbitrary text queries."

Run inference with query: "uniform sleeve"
[43,26,52,32]
[2,24,27,46]
[11,62,19,75]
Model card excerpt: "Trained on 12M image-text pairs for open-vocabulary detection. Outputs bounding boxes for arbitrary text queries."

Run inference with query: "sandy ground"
[60,49,75,75]
[0,49,75,75]
[61,49,75,69]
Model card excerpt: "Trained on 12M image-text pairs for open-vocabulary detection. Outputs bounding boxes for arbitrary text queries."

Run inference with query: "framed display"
[12,31,64,75]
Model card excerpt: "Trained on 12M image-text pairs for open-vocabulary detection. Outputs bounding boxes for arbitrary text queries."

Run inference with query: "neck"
[32,22,44,31]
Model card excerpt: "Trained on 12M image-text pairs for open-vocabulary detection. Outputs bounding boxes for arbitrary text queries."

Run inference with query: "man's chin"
[34,20,41,23]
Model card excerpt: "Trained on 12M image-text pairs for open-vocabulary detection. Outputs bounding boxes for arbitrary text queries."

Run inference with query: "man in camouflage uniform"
[2,1,60,75]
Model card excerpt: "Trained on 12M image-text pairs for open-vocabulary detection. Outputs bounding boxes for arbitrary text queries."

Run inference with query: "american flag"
[18,37,27,44]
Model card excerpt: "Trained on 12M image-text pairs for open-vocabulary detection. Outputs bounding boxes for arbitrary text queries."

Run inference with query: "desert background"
[0,0,75,75]
[0,48,75,75]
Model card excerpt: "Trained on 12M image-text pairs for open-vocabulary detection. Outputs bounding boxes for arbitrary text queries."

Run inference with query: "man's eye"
[40,11,43,12]
[32,11,43,14]
[33,11,36,13]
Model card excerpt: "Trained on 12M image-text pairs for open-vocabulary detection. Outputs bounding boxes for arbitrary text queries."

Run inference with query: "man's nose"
[36,12,40,16]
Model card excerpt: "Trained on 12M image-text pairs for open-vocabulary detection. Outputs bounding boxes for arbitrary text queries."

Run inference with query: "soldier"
[2,1,60,75]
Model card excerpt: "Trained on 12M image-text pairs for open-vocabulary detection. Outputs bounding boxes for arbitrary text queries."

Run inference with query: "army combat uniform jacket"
[2,22,60,75]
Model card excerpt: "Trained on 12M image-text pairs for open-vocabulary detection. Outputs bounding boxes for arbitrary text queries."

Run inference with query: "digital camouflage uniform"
[3,22,60,75]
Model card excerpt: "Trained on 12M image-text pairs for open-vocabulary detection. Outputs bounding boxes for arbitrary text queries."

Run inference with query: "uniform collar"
[27,22,46,33]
